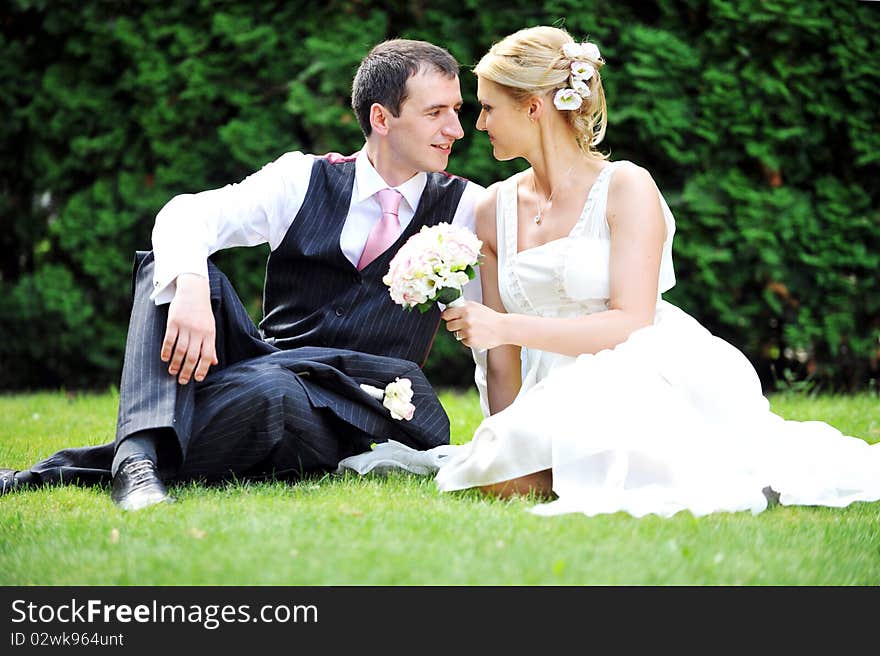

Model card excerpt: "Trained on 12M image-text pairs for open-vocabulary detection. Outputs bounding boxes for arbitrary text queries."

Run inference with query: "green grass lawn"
[1,389,878,585]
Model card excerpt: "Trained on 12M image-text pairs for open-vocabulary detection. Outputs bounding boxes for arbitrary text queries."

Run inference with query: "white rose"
[383,378,415,421]
[452,270,470,287]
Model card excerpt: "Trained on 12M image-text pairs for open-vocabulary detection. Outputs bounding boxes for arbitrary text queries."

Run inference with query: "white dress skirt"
[343,161,880,518]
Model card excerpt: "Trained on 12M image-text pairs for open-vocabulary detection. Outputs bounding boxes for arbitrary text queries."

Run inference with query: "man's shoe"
[1,469,19,496]
[762,485,781,508]
[111,455,171,511]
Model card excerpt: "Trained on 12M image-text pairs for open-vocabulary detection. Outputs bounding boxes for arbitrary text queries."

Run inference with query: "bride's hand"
[441,301,507,349]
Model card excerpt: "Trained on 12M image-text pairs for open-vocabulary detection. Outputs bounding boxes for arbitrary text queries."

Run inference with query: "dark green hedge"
[1,0,878,391]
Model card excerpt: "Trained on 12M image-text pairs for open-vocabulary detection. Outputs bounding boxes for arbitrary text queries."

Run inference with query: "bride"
[346,26,880,518]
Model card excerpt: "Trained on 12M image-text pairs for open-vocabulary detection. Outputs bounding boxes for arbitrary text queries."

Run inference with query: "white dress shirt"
[150,148,485,305]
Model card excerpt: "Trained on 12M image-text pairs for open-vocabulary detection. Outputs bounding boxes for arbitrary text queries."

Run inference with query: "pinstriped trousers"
[114,250,277,475]
[10,252,450,489]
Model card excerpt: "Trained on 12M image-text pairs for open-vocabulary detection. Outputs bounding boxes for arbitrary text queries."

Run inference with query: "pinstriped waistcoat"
[259,154,468,365]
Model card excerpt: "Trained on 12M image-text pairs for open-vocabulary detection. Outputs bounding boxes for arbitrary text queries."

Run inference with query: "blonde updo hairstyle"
[474,26,607,158]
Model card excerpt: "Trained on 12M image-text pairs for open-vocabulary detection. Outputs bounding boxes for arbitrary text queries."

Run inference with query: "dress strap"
[496,175,520,268]
[496,173,539,316]
[569,161,621,240]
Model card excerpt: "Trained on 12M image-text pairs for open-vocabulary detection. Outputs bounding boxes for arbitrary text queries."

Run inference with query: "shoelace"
[123,459,159,487]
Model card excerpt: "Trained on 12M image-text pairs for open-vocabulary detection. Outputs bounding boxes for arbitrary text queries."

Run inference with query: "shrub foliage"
[1,0,878,391]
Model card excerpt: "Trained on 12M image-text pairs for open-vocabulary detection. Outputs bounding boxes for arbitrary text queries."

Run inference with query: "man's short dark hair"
[351,39,459,137]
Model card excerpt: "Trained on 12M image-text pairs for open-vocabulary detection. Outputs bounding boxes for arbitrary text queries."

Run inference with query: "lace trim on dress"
[502,175,540,316]
[552,162,619,307]
[568,162,618,240]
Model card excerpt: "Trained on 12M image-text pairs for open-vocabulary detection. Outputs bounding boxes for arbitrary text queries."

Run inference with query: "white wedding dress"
[341,161,880,517]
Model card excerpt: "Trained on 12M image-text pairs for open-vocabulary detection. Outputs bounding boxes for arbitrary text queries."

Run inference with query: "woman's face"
[475,77,531,161]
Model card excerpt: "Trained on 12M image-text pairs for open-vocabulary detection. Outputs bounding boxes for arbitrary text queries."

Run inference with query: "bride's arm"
[471,185,522,414]
[444,165,665,357]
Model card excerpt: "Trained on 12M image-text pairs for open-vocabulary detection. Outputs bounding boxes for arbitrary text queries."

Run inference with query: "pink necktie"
[358,188,403,270]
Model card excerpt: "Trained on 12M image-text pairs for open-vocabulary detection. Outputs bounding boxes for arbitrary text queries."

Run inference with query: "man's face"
[384,70,465,175]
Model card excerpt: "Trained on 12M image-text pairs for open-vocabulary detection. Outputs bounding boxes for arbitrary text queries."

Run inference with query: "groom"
[0,39,483,510]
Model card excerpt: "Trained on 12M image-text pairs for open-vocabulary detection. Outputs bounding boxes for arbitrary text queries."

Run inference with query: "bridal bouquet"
[382,222,482,313]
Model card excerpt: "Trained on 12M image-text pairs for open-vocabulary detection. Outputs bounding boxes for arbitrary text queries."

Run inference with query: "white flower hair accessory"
[554,41,601,111]
[553,88,583,111]
[570,61,595,80]
[563,41,601,62]
[571,77,591,98]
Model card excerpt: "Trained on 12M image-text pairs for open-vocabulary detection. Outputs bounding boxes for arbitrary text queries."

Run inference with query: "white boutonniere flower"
[360,377,415,421]
[383,377,415,421]
[553,88,583,111]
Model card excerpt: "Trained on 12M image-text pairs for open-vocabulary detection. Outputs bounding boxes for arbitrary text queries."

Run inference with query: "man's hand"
[161,273,218,384]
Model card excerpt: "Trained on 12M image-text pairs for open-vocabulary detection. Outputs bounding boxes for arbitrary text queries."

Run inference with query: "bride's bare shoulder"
[608,161,657,196]
[474,179,508,250]
[606,161,665,237]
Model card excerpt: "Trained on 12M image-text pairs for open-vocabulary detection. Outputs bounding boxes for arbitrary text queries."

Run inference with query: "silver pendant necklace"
[532,161,578,225]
